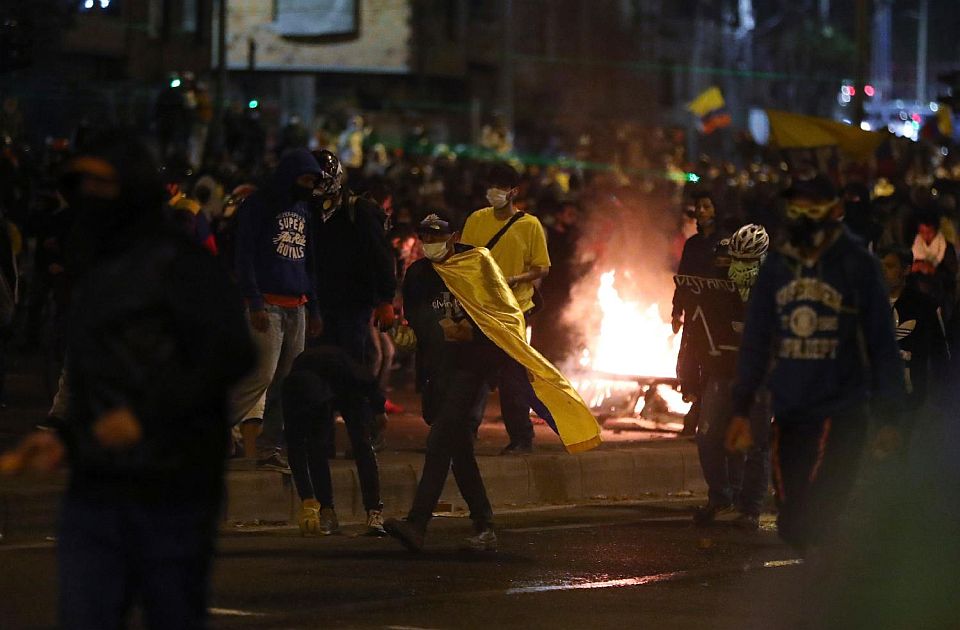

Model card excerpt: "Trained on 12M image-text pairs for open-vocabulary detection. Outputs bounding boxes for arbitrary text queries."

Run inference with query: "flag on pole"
[687,87,732,134]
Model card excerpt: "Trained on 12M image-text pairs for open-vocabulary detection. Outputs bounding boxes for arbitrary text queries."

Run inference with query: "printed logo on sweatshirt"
[775,278,844,361]
[274,211,307,260]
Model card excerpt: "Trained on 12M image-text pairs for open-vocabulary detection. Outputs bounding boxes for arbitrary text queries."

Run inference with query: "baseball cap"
[416,213,453,236]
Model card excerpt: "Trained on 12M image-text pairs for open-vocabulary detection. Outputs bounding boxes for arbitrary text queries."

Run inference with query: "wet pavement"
[0,500,808,629]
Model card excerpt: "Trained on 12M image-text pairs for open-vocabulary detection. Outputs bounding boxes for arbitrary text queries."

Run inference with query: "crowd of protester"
[2,92,960,626]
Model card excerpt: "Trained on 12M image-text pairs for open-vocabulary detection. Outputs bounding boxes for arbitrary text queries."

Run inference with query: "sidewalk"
[0,355,705,540]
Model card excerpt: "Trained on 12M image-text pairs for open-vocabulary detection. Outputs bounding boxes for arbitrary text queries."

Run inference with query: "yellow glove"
[390,324,417,354]
[298,499,321,537]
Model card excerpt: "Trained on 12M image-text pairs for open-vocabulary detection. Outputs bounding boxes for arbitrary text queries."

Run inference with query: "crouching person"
[283,346,385,536]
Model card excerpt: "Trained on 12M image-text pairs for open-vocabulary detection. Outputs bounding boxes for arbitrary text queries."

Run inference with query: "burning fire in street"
[571,270,691,419]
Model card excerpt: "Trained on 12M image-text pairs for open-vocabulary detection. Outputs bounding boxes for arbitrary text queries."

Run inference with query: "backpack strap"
[484,212,526,251]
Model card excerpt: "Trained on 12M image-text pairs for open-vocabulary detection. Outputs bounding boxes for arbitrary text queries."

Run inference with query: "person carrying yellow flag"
[384,214,601,552]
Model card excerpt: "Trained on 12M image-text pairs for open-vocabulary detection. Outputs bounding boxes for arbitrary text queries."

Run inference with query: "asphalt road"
[1,500,808,630]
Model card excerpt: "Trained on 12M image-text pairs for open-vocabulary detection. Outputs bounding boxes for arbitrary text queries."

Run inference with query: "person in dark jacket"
[728,175,904,552]
[230,149,323,467]
[310,150,397,448]
[0,131,255,629]
[673,191,725,435]
[880,246,949,421]
[384,214,500,552]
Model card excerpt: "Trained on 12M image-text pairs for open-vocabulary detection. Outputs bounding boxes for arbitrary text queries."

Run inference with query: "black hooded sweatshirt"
[61,134,255,505]
[313,193,397,309]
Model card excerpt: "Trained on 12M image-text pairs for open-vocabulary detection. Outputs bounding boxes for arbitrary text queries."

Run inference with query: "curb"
[0,444,706,540]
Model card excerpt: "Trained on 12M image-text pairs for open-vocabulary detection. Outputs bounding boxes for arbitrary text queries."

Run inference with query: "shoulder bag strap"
[484,212,526,251]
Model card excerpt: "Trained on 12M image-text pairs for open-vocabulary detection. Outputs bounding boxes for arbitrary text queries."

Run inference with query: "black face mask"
[786,217,835,250]
[74,195,124,230]
[292,184,314,203]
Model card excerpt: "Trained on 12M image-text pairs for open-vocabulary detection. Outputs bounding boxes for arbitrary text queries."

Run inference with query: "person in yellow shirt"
[461,164,550,454]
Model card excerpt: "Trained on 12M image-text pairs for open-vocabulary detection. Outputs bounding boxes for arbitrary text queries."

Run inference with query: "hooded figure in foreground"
[1,130,255,629]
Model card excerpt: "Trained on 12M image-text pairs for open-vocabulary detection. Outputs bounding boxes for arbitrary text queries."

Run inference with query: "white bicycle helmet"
[728,224,769,260]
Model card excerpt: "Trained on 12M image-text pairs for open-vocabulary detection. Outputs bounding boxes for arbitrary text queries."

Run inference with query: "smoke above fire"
[563,189,685,378]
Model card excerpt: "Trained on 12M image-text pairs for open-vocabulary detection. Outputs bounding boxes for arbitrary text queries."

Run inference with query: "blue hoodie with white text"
[235,149,320,315]
[732,226,904,422]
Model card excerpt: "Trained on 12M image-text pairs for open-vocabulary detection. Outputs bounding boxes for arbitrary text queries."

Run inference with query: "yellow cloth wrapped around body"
[432,247,602,453]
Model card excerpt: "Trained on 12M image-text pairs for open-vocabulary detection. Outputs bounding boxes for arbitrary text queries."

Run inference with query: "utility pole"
[497,0,514,132]
[917,0,929,103]
[853,0,870,125]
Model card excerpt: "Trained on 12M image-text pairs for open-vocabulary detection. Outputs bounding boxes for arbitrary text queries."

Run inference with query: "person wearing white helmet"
[689,223,772,530]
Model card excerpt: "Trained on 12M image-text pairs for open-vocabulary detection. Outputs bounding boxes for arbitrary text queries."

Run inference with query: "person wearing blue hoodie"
[230,149,323,468]
[728,175,904,552]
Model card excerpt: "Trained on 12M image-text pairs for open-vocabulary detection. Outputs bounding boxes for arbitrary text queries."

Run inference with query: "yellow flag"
[433,248,602,454]
[687,87,726,117]
[766,109,884,160]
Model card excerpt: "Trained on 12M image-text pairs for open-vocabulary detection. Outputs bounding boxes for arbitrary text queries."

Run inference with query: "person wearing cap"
[727,174,905,552]
[461,163,550,455]
[386,213,501,551]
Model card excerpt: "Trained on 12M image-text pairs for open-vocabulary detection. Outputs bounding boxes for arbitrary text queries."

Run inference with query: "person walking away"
[231,149,323,468]
[0,131,255,629]
[384,214,600,552]
[461,163,550,454]
[727,175,905,553]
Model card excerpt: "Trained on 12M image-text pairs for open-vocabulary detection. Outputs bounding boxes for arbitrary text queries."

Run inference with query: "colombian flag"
[687,86,732,134]
[433,248,602,454]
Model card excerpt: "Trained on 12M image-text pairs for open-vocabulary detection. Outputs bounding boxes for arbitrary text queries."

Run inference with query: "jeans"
[408,346,500,531]
[697,376,771,516]
[283,370,382,511]
[772,407,869,550]
[498,355,535,446]
[228,304,305,448]
[58,494,218,630]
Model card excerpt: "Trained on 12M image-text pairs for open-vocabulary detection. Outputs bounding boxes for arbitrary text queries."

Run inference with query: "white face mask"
[422,241,450,261]
[486,188,510,209]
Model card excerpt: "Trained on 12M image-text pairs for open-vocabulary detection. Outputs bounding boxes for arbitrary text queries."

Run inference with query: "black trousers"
[772,407,869,551]
[283,370,382,511]
[58,494,217,630]
[498,355,535,446]
[408,346,501,530]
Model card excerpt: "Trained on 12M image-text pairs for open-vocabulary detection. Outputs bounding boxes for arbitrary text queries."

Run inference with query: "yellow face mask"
[785,200,837,221]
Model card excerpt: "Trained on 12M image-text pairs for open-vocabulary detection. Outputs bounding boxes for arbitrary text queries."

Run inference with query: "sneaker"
[733,512,760,531]
[499,442,533,456]
[257,451,290,472]
[693,502,735,526]
[462,528,497,552]
[298,499,321,537]
[319,507,340,535]
[383,518,425,552]
[365,509,387,536]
